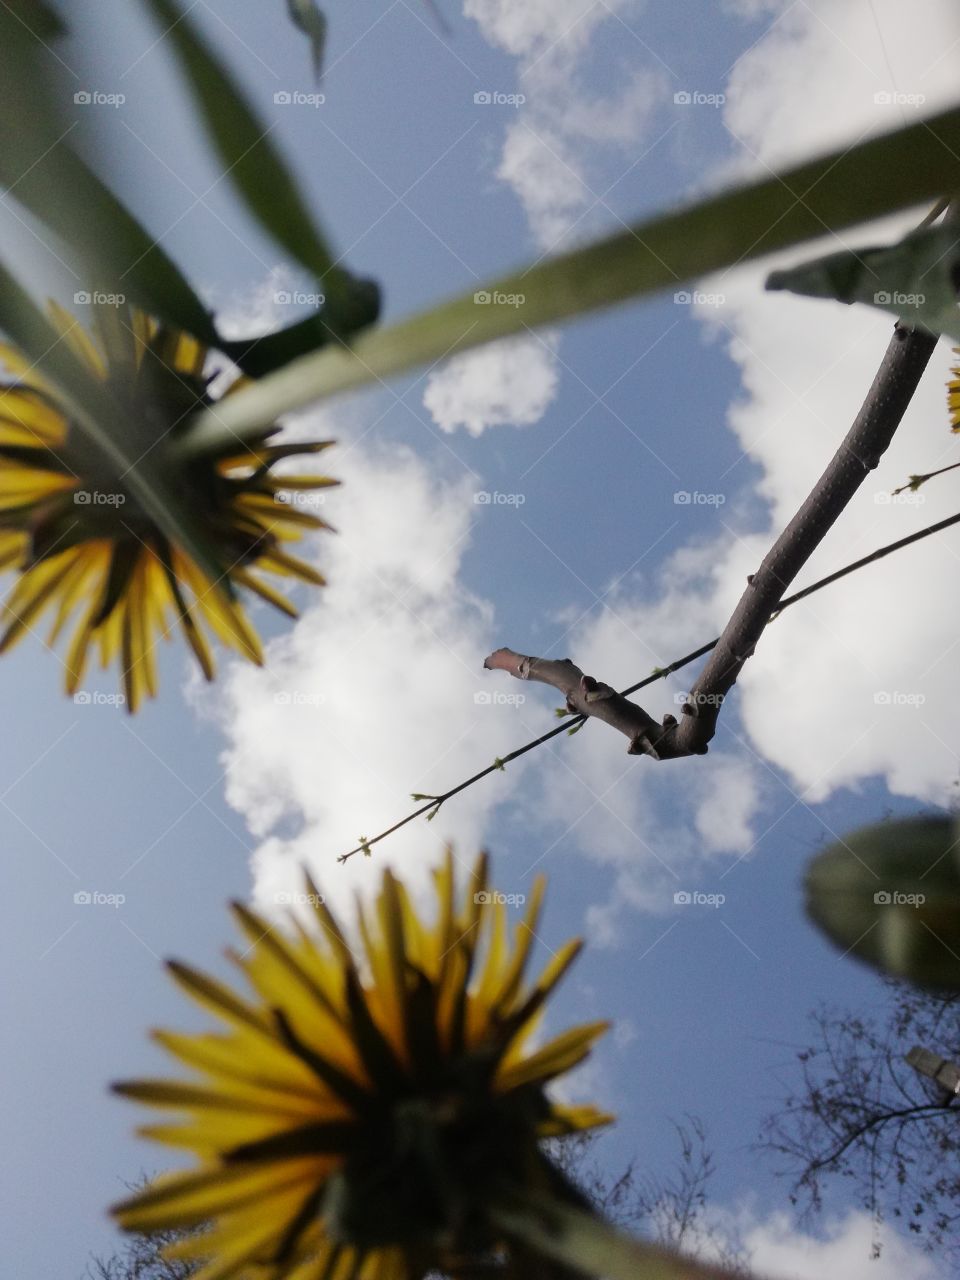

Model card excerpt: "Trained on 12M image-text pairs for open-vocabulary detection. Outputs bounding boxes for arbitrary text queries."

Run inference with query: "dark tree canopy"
[759,980,960,1255]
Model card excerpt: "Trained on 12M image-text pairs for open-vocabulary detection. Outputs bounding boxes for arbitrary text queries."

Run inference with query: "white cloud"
[205,432,533,919]
[423,331,560,435]
[547,0,960,927]
[696,0,960,806]
[208,0,960,938]
[464,0,636,57]
[723,0,960,171]
[467,0,665,250]
[736,1207,944,1280]
[496,124,591,250]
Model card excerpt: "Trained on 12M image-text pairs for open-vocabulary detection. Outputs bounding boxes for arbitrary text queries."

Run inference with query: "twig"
[892,460,960,494]
[337,508,960,862]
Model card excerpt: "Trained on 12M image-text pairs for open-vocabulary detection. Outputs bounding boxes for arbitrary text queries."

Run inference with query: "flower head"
[0,300,336,710]
[949,349,960,431]
[112,852,611,1279]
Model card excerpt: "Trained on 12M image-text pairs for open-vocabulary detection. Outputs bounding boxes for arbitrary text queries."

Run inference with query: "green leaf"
[805,815,960,989]
[767,223,960,340]
[493,1193,743,1280]
[17,148,217,345]
[0,262,232,596]
[220,281,380,378]
[182,103,960,452]
[0,7,216,344]
[7,0,65,37]
[286,0,327,80]
[143,0,373,336]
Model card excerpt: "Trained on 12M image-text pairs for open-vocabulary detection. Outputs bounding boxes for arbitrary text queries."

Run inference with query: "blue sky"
[2,2,960,1278]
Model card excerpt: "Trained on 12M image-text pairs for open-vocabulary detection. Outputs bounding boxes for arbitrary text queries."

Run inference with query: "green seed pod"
[805,815,960,989]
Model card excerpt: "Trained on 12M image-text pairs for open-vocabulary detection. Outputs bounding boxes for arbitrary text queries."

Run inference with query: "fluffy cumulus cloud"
[722,0,960,170]
[423,331,560,435]
[498,0,960,935]
[735,1207,944,1280]
[464,0,633,59]
[466,0,665,249]
[681,1203,946,1279]
[530,556,767,943]
[204,428,532,920]
[695,0,960,805]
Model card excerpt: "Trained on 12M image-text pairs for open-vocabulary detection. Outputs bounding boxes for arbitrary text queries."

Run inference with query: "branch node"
[580,674,614,703]
[628,732,660,760]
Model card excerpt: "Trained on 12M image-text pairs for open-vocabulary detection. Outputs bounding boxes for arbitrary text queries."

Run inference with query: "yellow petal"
[112,1157,324,1231]
[0,386,68,445]
[496,1020,609,1091]
[47,301,107,378]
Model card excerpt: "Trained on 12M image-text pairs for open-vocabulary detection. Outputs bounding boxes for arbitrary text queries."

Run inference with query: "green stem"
[180,103,960,456]
[492,1196,755,1280]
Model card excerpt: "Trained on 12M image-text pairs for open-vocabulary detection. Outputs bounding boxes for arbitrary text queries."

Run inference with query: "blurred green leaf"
[182,102,960,453]
[286,0,327,79]
[144,0,375,339]
[805,815,960,989]
[0,5,216,344]
[10,146,218,345]
[221,278,380,377]
[494,1194,741,1280]
[0,261,232,597]
[7,0,65,38]
[767,222,960,339]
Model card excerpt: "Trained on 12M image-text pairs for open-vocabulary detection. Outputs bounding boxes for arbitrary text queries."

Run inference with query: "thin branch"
[491,320,941,757]
[337,508,960,862]
[892,459,960,494]
[804,1102,947,1175]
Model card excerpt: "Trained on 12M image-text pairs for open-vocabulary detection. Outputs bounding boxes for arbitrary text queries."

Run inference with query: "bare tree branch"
[339,506,960,862]
[759,983,960,1254]
[487,318,940,759]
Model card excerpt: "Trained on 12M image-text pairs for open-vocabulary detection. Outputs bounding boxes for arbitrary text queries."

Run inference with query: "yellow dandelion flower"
[112,852,612,1279]
[949,348,960,430]
[0,299,337,710]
